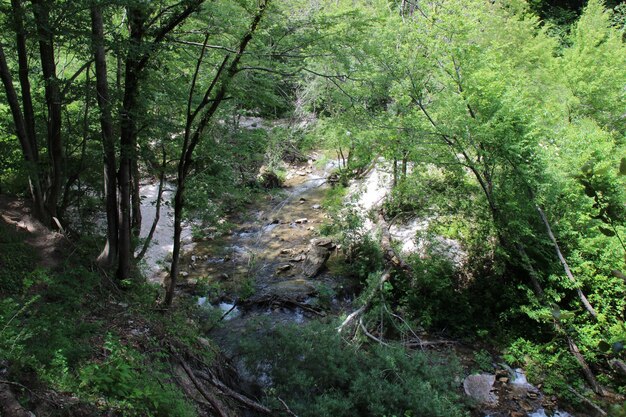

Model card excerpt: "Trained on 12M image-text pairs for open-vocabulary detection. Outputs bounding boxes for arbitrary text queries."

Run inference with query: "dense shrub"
[240,322,469,417]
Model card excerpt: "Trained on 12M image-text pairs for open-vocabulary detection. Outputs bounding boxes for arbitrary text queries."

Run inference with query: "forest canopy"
[0,0,625,416]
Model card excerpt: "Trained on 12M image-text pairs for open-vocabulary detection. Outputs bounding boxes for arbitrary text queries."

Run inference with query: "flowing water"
[181,156,352,335]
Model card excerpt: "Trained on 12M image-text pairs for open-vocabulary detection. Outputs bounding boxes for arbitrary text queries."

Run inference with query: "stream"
[136,154,578,417]
[180,156,353,337]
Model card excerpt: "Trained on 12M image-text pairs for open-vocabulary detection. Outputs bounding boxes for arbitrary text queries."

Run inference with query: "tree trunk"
[32,0,63,220]
[401,151,408,180]
[11,0,46,219]
[91,5,119,267]
[132,157,142,237]
[2,3,46,220]
[135,148,166,262]
[115,0,209,278]
[12,0,38,164]
[0,47,32,163]
[117,6,145,280]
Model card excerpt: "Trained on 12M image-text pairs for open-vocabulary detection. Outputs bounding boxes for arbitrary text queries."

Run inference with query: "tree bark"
[32,0,63,220]
[132,158,142,238]
[1,3,46,221]
[11,0,46,220]
[0,43,48,224]
[11,0,38,164]
[117,6,145,280]
[91,5,120,267]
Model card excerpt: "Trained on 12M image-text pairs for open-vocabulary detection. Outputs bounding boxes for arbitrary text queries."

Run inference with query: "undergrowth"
[239,322,469,417]
[0,221,198,416]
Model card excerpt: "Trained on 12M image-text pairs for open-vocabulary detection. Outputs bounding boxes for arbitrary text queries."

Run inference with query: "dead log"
[277,397,299,417]
[403,339,457,349]
[567,386,607,416]
[241,295,325,317]
[339,212,413,334]
[359,317,388,345]
[519,250,605,396]
[563,330,604,396]
[0,381,31,417]
[378,211,412,273]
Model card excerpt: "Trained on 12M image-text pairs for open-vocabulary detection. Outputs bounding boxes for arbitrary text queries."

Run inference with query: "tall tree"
[165,0,270,307]
[90,3,119,267]
[31,0,64,220]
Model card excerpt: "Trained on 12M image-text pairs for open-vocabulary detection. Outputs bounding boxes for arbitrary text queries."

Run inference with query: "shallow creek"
[179,158,354,345]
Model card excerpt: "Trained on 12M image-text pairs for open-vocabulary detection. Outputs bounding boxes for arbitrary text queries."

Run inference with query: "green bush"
[240,322,468,417]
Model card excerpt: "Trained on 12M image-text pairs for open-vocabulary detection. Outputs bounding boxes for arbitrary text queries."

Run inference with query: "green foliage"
[503,337,584,402]
[0,218,199,415]
[240,322,468,417]
[77,335,195,417]
[0,222,37,294]
[314,283,336,309]
[473,349,494,373]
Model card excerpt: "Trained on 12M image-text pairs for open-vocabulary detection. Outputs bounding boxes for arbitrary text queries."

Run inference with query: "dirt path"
[0,195,67,269]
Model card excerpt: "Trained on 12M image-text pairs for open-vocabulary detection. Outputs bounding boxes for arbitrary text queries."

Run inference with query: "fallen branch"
[378,211,412,273]
[536,206,597,319]
[338,268,391,333]
[567,385,607,416]
[179,359,230,417]
[514,242,605,396]
[403,339,457,349]
[359,317,388,345]
[241,295,325,317]
[277,396,299,417]
[339,210,416,334]
[194,370,272,415]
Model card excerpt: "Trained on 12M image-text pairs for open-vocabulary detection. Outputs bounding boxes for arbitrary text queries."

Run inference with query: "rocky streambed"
[181,156,352,330]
